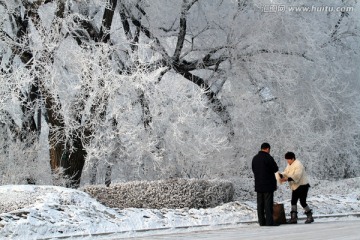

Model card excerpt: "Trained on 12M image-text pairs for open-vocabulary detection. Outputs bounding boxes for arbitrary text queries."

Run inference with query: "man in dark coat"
[252,142,279,226]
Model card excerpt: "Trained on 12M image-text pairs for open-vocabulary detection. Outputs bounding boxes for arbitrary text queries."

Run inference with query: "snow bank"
[0,177,359,239]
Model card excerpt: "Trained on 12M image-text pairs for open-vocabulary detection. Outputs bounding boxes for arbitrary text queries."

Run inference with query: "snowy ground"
[0,177,359,239]
[132,219,360,240]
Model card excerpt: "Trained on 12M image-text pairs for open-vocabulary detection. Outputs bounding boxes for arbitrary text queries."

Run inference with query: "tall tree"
[0,0,233,186]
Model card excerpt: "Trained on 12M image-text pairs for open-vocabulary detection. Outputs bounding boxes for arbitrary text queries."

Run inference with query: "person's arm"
[288,161,304,183]
[278,172,293,181]
[270,156,279,173]
[280,165,290,182]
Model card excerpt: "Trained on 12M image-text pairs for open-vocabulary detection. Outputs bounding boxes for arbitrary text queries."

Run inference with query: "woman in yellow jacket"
[280,152,314,224]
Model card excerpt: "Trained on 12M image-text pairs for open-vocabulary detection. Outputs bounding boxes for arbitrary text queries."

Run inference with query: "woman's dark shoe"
[305,210,314,224]
[287,211,298,224]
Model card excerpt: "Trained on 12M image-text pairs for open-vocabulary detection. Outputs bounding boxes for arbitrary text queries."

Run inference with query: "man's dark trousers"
[257,192,274,226]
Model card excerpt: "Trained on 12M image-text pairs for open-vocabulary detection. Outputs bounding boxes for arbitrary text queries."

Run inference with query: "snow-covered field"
[0,177,359,239]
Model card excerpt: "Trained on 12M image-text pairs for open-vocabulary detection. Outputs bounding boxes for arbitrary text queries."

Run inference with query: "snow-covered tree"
[224,0,360,179]
[1,0,359,187]
[0,0,233,187]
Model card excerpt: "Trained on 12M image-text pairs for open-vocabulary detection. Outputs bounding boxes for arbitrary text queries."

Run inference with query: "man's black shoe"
[266,223,280,226]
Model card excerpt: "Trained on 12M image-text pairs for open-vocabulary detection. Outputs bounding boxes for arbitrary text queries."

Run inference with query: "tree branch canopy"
[98,0,117,43]
[173,0,191,61]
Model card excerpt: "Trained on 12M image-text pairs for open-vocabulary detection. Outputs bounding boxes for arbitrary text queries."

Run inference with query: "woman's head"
[285,151,296,164]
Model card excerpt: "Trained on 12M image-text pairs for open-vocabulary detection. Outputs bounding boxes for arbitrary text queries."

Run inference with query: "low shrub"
[82,178,234,209]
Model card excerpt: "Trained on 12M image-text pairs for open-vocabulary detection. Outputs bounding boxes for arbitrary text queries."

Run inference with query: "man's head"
[285,151,296,165]
[261,142,271,153]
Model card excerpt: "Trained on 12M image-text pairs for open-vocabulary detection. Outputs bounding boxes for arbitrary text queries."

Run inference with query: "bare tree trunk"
[105,165,112,187]
[90,158,99,185]
[65,136,87,188]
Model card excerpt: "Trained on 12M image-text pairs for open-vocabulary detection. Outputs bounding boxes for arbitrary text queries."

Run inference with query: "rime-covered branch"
[239,49,313,62]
